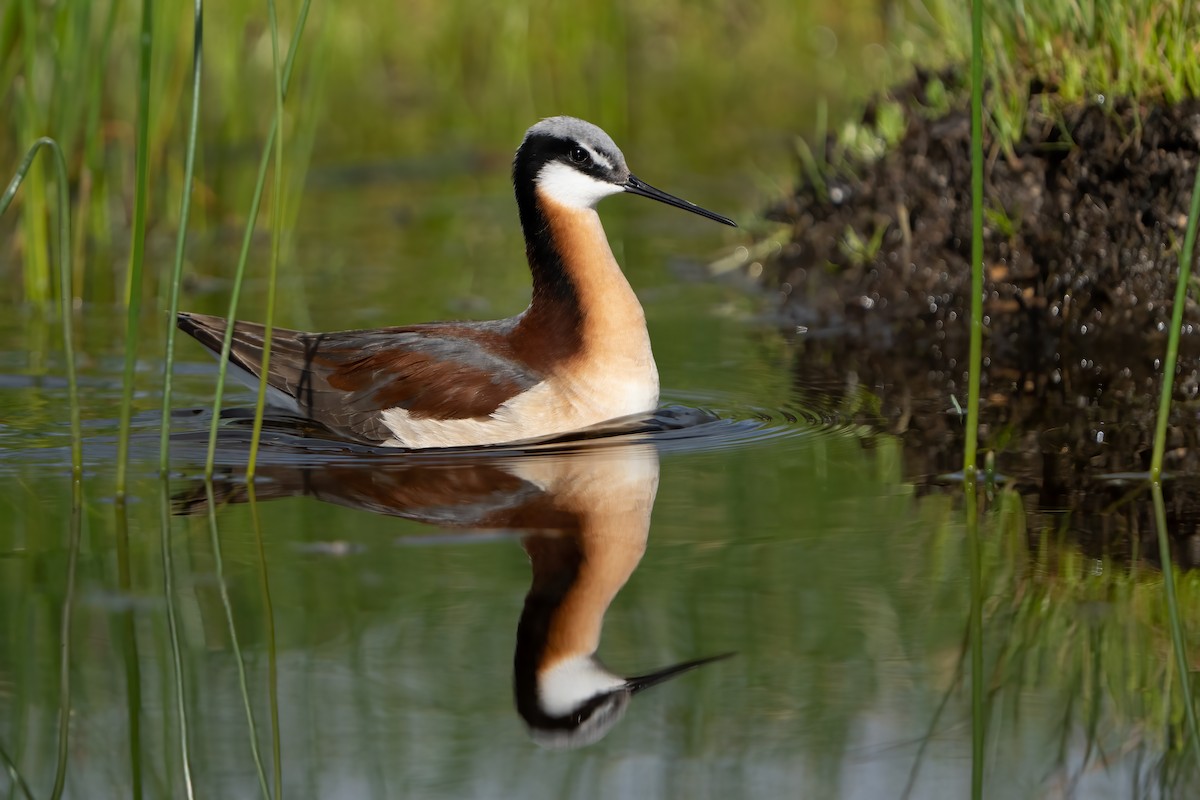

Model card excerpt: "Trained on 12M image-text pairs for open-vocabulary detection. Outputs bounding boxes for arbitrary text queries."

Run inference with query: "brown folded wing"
[177,312,541,444]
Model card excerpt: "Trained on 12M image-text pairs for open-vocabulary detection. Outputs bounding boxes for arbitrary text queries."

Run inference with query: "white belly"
[379,359,659,449]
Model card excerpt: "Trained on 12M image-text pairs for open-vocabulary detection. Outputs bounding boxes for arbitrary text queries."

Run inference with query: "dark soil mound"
[762,72,1200,562]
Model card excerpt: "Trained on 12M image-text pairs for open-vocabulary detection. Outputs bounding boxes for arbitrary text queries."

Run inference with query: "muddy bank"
[762,72,1200,562]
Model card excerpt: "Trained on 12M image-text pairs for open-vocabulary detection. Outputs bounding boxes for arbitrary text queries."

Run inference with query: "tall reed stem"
[115,0,154,498]
[1150,160,1200,479]
[0,135,83,796]
[0,138,82,474]
[247,0,287,480]
[159,0,205,475]
[202,0,313,479]
[1148,74,1200,771]
[965,0,986,796]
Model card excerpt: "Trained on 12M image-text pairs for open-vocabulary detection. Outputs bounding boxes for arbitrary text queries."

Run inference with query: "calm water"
[1,155,1183,799]
[0,9,1194,787]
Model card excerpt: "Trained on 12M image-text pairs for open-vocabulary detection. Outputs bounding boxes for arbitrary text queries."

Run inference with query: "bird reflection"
[175,440,729,748]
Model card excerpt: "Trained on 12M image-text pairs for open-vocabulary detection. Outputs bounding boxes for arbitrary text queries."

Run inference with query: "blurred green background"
[0,0,922,305]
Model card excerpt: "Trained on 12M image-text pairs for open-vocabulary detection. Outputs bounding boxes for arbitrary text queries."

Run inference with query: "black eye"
[569,146,589,164]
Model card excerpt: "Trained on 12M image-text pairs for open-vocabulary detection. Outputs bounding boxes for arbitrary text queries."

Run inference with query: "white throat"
[538,655,625,717]
[536,162,623,210]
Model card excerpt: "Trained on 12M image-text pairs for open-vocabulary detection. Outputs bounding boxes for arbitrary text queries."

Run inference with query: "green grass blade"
[1146,36,1200,769]
[158,479,196,799]
[78,0,121,295]
[159,0,205,475]
[966,0,986,796]
[16,0,50,305]
[1150,152,1200,480]
[1151,483,1200,766]
[247,0,287,480]
[964,3,985,486]
[0,138,82,475]
[204,480,272,799]
[202,0,313,479]
[115,0,154,498]
[0,135,83,797]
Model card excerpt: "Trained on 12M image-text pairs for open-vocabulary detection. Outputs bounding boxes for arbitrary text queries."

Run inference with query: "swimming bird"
[177,116,736,449]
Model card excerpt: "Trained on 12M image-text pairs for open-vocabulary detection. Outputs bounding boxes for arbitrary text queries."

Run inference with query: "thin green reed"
[203,0,313,479]
[247,0,288,480]
[204,482,272,800]
[116,0,154,498]
[0,134,83,798]
[77,1,121,296]
[160,0,205,474]
[965,0,986,796]
[16,0,50,303]
[1148,103,1200,766]
[0,138,83,471]
[1150,152,1200,479]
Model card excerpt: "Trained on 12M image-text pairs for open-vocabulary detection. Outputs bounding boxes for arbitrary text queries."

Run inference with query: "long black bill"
[623,175,737,227]
[625,652,735,695]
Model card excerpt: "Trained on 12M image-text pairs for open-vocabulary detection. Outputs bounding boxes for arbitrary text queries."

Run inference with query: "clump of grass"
[838,223,886,267]
[899,0,1200,151]
[797,0,1200,184]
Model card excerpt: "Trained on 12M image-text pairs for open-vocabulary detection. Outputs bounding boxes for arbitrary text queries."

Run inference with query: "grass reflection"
[981,490,1200,792]
[248,483,283,796]
[157,478,196,799]
[203,479,271,799]
[115,502,145,800]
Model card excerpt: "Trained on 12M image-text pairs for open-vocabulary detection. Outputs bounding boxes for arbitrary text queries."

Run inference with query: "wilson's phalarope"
[178,116,736,448]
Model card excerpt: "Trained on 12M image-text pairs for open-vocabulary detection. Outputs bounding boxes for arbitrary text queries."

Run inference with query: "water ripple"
[0,386,872,476]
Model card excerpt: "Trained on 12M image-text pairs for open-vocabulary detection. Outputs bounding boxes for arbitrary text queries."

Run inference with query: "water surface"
[0,56,1193,800]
